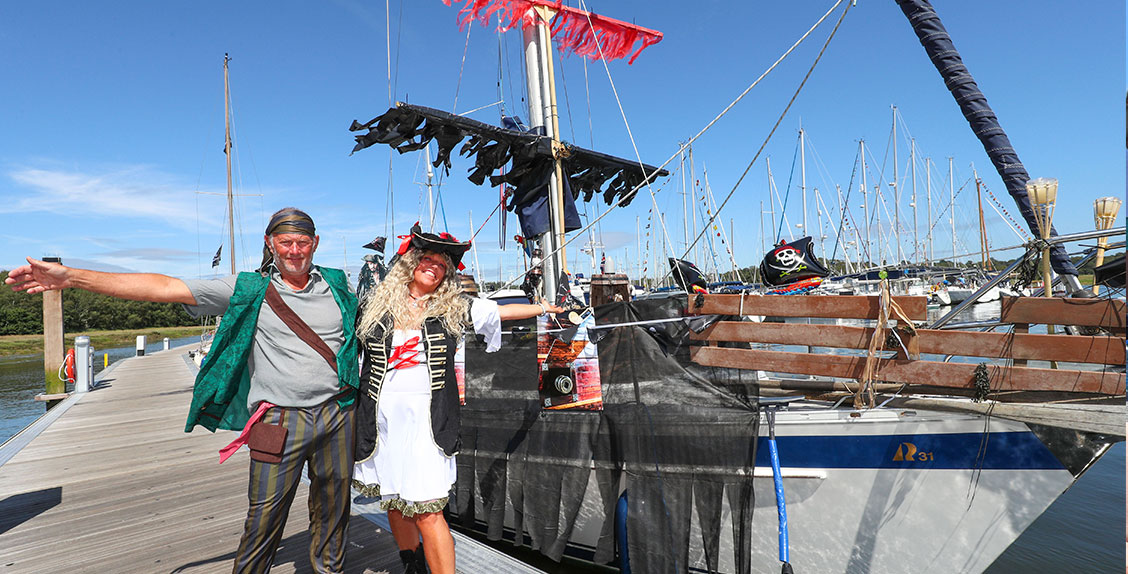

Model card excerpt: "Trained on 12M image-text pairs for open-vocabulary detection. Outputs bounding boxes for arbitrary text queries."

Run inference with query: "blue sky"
[1,1,1123,284]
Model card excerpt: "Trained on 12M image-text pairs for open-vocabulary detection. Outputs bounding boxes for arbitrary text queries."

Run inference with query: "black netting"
[454,295,760,573]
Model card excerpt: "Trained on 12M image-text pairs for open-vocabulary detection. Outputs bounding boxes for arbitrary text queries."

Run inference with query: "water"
[0,328,1122,572]
[0,336,201,443]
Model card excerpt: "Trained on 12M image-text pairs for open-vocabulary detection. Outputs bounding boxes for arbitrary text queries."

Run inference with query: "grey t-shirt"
[183,266,351,410]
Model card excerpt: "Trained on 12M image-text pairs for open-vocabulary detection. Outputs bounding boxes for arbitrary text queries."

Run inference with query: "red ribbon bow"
[388,335,422,370]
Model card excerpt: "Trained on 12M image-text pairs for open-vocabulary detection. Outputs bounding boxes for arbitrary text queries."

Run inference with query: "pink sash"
[218,401,276,463]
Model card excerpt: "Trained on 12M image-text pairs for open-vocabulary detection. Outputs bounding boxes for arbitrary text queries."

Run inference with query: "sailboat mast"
[892,106,902,264]
[469,211,482,278]
[224,53,236,275]
[689,145,699,265]
[911,138,918,264]
[521,6,566,301]
[949,157,956,263]
[425,144,436,231]
[860,140,870,267]
[800,126,807,237]
[766,158,777,243]
[974,168,989,269]
[926,157,933,264]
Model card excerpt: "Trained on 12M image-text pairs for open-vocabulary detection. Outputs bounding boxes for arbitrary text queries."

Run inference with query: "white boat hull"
[456,404,1091,574]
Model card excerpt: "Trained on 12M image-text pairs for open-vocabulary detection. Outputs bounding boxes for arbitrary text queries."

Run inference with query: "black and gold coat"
[355,314,466,461]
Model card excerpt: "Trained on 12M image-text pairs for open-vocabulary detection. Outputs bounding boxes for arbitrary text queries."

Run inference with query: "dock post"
[74,336,94,393]
[136,335,146,357]
[163,337,170,351]
[41,256,65,410]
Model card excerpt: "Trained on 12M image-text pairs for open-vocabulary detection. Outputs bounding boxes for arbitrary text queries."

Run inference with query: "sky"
[1,0,1123,285]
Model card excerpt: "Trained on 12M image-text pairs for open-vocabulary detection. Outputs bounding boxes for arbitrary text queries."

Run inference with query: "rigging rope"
[676,1,853,276]
[522,0,849,290]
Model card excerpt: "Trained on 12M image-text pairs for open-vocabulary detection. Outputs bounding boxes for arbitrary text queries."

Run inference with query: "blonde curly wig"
[357,248,469,340]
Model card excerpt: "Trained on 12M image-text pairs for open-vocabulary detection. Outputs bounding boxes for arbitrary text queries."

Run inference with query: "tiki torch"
[1026,178,1058,296]
[1092,196,1122,295]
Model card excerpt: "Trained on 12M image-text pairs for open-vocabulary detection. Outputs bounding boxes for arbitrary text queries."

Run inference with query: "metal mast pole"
[689,145,699,265]
[767,158,778,244]
[469,211,482,278]
[949,157,956,264]
[224,53,236,275]
[800,126,808,237]
[926,157,933,264]
[760,201,766,256]
[424,144,435,231]
[861,140,870,267]
[911,138,918,264]
[892,106,902,264]
[680,149,689,257]
[521,6,565,302]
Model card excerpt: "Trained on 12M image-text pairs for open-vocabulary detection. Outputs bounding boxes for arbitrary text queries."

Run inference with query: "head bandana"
[258,208,316,272]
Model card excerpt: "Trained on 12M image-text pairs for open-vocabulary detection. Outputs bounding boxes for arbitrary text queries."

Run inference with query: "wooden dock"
[0,347,544,574]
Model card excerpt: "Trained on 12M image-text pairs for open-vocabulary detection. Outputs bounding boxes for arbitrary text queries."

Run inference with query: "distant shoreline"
[0,326,206,358]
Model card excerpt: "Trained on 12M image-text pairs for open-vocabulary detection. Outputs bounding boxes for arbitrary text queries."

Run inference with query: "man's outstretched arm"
[6,257,197,305]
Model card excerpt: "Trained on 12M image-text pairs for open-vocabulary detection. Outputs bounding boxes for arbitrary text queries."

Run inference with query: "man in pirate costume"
[353,223,561,574]
[6,207,359,573]
[357,235,388,300]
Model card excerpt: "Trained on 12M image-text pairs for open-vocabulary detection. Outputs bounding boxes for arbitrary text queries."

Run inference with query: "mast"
[925,157,932,264]
[949,157,956,264]
[759,201,766,256]
[680,149,689,256]
[689,145,699,265]
[911,138,918,264]
[521,7,566,302]
[424,144,436,231]
[766,158,778,244]
[469,211,482,278]
[860,140,870,267]
[800,126,808,237]
[974,168,991,269]
[223,54,236,275]
[892,106,902,264]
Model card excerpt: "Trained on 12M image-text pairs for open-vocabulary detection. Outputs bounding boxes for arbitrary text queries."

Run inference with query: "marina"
[1,1,1124,573]
[0,345,545,574]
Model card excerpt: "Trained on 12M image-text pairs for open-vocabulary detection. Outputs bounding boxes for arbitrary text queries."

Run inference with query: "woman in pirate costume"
[353,223,561,574]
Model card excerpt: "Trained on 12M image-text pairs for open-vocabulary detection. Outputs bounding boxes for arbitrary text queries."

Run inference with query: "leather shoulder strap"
[264,282,338,374]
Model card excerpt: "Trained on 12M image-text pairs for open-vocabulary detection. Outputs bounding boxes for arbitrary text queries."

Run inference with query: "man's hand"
[5,257,196,304]
[5,257,70,294]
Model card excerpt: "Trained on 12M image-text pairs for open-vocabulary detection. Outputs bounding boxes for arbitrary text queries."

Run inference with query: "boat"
[346,1,1125,572]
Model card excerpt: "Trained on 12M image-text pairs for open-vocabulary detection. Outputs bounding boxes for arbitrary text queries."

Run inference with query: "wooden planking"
[689,294,928,320]
[1000,296,1126,329]
[0,348,538,574]
[690,346,1125,395]
[691,321,1126,366]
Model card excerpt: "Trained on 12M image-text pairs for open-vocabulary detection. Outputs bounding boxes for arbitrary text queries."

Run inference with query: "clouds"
[3,164,224,232]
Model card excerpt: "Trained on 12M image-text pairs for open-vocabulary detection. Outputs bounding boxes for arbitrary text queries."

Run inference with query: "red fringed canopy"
[441,0,662,64]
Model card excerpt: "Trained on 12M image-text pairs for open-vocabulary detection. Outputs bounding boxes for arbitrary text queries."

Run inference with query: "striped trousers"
[232,399,355,574]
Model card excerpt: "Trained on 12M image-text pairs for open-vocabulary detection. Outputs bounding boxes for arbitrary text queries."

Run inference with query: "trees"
[0,271,199,335]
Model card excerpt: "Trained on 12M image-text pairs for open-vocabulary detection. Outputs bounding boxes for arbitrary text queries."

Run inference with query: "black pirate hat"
[395,222,472,270]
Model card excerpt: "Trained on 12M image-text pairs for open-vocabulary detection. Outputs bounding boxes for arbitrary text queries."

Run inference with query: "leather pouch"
[247,421,287,463]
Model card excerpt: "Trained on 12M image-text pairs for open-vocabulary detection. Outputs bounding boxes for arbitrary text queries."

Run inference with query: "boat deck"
[0,347,543,574]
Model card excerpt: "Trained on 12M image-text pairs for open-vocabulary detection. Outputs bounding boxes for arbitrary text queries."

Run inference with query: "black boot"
[399,548,421,574]
[414,544,429,573]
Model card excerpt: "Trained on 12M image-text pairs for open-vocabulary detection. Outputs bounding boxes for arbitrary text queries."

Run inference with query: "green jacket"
[185,266,359,432]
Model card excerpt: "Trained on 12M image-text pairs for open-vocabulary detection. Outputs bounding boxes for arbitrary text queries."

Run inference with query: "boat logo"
[892,442,934,462]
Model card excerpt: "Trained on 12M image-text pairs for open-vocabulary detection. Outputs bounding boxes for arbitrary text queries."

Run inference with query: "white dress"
[352,298,501,516]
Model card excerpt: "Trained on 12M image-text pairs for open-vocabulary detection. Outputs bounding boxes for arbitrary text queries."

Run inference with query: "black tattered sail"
[349,102,668,239]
